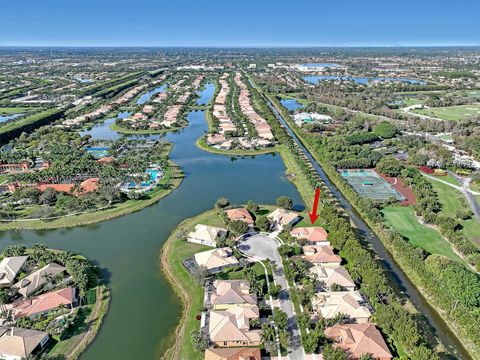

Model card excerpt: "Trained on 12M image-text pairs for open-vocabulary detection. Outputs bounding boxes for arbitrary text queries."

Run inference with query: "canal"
[263,93,471,360]
[0,85,304,360]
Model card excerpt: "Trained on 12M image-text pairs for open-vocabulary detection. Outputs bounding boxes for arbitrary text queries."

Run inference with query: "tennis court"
[340,169,406,201]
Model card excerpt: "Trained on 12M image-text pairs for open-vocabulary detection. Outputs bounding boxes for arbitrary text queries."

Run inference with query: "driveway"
[238,234,306,360]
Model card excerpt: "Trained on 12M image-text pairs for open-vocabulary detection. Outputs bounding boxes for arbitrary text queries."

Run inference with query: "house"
[13,263,66,297]
[267,208,300,229]
[291,226,329,245]
[187,224,228,248]
[0,162,30,174]
[0,256,28,287]
[204,347,261,360]
[302,245,342,267]
[194,248,240,274]
[0,327,49,360]
[324,323,393,360]
[225,208,254,226]
[309,266,356,291]
[8,287,77,320]
[312,291,371,323]
[211,280,257,310]
[9,178,99,197]
[208,305,261,347]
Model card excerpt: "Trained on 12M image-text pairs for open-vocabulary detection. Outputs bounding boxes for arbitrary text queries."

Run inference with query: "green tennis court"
[340,169,405,201]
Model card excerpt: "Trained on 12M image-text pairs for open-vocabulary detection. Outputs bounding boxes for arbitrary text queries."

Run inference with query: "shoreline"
[109,122,185,135]
[0,161,183,231]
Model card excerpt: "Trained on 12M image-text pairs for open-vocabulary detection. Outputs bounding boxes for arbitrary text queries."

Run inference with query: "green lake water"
[0,90,303,359]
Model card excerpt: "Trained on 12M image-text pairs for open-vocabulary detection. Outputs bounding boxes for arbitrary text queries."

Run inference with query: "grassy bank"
[0,161,183,231]
[49,284,111,360]
[159,209,223,360]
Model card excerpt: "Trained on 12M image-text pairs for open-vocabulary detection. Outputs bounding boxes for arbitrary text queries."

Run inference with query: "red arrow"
[308,188,321,224]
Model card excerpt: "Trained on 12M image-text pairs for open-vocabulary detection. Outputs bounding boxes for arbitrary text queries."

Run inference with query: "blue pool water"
[86,147,110,158]
[145,169,158,181]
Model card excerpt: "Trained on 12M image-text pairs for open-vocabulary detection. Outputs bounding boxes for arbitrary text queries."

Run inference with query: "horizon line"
[1,44,480,49]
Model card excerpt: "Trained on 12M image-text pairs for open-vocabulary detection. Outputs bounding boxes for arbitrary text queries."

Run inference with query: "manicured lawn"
[414,104,480,121]
[434,174,460,186]
[427,179,480,243]
[382,206,464,263]
[0,107,38,115]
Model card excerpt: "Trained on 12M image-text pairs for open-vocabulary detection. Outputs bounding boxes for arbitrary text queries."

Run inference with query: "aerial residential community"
[1,1,480,360]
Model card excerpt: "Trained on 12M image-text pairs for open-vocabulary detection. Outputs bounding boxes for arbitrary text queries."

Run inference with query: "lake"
[0,113,24,123]
[0,84,303,360]
[136,85,167,105]
[196,83,215,105]
[280,99,303,111]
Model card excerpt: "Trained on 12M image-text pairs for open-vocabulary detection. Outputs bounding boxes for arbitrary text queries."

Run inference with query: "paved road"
[239,234,306,360]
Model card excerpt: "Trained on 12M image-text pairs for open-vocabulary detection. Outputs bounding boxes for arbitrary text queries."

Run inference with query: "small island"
[0,244,109,360]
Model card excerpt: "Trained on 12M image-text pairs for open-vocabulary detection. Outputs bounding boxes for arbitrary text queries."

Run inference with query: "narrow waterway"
[0,85,304,360]
[265,95,471,360]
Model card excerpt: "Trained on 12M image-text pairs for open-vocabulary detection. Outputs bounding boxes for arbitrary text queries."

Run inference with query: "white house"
[0,256,28,287]
[187,224,228,247]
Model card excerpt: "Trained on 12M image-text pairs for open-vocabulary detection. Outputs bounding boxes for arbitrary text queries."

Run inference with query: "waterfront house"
[187,224,228,248]
[225,208,254,226]
[309,266,356,291]
[211,280,257,310]
[204,347,261,360]
[8,287,77,320]
[291,226,329,245]
[13,263,66,298]
[194,248,240,274]
[0,327,49,360]
[302,245,342,267]
[208,305,261,347]
[0,256,28,287]
[312,291,371,323]
[324,323,393,360]
[267,208,300,229]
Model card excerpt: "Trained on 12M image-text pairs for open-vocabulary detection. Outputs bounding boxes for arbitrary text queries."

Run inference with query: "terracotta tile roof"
[208,305,260,343]
[9,287,75,319]
[302,245,341,265]
[204,347,261,360]
[324,323,392,359]
[211,280,257,306]
[225,208,254,226]
[291,226,328,242]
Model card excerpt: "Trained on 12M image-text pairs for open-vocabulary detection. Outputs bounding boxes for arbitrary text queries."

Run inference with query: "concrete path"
[238,234,306,360]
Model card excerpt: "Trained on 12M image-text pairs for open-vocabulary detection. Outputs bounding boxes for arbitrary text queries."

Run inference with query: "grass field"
[414,104,480,121]
[382,206,464,264]
[0,107,39,115]
[427,179,480,243]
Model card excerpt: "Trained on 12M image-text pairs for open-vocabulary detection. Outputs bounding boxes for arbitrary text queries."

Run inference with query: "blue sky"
[1,0,479,46]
